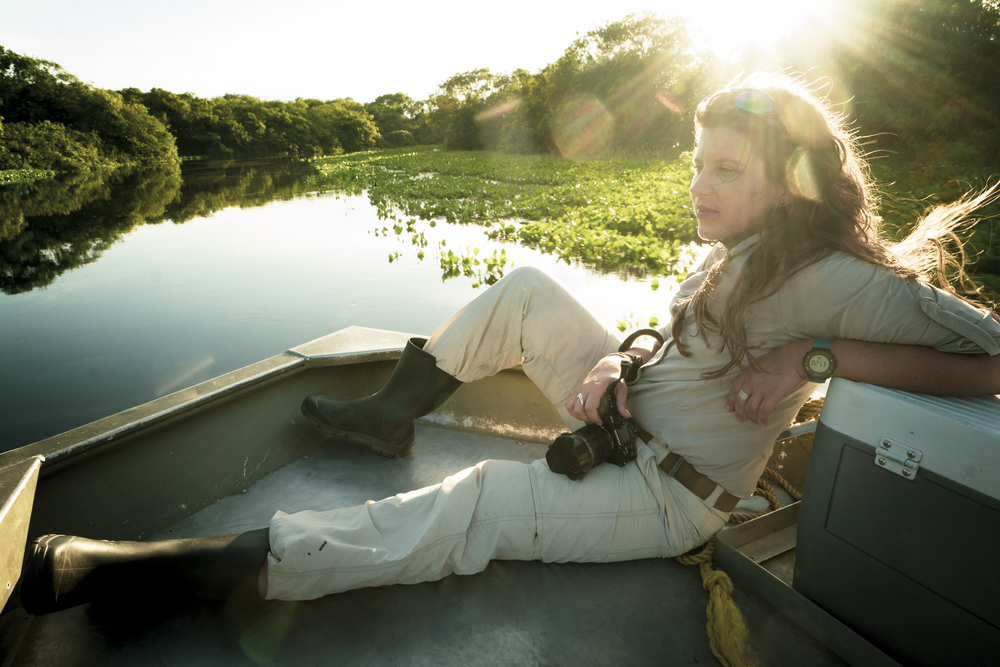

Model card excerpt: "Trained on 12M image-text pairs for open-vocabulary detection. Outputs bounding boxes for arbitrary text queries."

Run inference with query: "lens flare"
[656,89,685,115]
[787,147,822,202]
[474,99,520,122]
[156,355,217,397]
[552,94,614,160]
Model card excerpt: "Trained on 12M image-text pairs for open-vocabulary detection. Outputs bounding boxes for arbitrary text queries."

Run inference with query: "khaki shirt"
[627,234,1000,498]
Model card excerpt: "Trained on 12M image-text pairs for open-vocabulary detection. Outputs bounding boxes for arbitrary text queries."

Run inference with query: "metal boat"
[3,326,992,666]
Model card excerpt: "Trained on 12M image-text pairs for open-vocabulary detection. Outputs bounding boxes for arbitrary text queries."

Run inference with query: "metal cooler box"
[794,378,1000,666]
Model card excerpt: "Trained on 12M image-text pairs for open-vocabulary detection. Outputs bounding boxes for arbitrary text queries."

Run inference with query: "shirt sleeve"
[777,253,1000,355]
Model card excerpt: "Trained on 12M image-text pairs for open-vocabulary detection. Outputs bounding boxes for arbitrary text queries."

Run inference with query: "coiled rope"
[674,397,823,666]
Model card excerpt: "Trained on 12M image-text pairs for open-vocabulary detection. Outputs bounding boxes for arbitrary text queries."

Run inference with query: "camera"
[545,380,640,480]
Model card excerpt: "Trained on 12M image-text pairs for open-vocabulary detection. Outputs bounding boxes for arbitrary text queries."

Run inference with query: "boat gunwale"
[715,504,903,667]
[0,327,416,475]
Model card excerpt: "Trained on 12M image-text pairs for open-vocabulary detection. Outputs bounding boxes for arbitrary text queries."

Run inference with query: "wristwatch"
[803,339,836,383]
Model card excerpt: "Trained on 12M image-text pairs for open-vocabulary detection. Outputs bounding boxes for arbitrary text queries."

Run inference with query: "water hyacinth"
[312,147,701,282]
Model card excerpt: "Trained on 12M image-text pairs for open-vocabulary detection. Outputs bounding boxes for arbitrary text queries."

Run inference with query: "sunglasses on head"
[733,90,789,133]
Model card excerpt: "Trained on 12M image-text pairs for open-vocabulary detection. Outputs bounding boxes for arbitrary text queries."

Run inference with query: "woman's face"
[690,126,784,245]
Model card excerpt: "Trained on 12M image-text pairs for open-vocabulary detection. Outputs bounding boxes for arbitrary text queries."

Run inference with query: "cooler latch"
[875,438,922,480]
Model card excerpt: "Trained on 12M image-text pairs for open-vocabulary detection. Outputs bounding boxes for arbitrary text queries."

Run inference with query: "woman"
[21,73,1000,613]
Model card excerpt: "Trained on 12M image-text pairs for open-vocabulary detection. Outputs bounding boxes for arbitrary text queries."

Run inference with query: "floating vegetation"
[312,147,703,288]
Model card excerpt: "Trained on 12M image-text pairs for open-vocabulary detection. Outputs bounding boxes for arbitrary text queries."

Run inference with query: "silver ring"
[738,389,750,401]
[577,393,585,406]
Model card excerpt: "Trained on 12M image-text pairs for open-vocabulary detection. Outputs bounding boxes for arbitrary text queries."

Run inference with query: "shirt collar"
[723,233,763,258]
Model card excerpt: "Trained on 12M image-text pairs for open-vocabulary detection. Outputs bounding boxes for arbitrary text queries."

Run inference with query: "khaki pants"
[265,267,726,601]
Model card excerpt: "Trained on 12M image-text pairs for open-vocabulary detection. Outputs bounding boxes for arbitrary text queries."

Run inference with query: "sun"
[671,0,836,59]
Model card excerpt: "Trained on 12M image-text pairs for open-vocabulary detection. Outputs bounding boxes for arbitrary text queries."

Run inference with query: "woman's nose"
[690,171,711,197]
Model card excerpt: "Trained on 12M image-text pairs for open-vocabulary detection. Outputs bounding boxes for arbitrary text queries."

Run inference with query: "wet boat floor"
[12,425,846,666]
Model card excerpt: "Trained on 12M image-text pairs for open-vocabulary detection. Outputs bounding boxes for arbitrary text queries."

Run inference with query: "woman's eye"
[717,166,739,181]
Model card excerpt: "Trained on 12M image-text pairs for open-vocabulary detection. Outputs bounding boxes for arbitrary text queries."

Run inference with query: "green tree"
[307,99,379,154]
[0,121,117,172]
[0,45,178,169]
[0,46,76,125]
[783,0,1000,150]
[420,14,714,157]
[365,93,414,135]
[70,86,178,161]
[545,12,710,155]
[428,69,506,150]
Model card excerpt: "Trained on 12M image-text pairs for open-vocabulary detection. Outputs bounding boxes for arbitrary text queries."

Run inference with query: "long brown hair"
[671,72,998,378]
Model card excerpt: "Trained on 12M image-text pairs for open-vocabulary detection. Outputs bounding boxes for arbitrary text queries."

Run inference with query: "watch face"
[808,355,831,374]
[804,348,835,380]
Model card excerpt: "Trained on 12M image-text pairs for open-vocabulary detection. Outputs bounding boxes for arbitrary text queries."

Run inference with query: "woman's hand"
[566,355,632,425]
[727,339,812,426]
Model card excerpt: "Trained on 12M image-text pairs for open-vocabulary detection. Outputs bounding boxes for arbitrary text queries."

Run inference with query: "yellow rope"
[676,539,758,667]
[673,396,824,666]
[795,396,824,423]
[726,478,780,524]
[763,467,803,502]
[675,536,715,567]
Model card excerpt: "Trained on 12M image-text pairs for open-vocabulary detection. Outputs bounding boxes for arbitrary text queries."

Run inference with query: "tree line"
[2,1,999,174]
[0,46,178,172]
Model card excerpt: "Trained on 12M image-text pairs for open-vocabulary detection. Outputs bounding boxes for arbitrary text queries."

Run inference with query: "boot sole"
[300,401,414,458]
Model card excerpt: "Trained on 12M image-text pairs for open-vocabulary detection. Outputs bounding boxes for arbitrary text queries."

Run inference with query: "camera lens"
[545,425,614,480]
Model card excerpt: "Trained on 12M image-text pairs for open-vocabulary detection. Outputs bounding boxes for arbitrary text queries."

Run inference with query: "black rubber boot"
[301,337,462,458]
[19,529,271,615]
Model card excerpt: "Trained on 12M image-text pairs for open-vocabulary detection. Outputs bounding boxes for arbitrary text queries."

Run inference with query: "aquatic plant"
[313,147,701,285]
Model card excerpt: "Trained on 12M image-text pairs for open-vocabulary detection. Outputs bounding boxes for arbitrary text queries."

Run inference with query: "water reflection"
[1,165,183,294]
[166,157,338,222]
[2,156,687,298]
[0,158,355,295]
[0,158,678,454]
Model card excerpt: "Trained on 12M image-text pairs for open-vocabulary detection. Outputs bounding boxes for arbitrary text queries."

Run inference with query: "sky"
[0,0,828,104]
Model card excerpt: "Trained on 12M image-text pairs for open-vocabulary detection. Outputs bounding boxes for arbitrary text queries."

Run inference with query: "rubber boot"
[300,337,462,458]
[19,529,271,615]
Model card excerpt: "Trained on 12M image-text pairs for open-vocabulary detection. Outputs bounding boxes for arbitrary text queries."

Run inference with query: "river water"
[0,158,699,454]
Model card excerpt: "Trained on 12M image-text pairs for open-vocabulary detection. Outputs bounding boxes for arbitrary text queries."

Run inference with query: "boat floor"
[11,424,846,666]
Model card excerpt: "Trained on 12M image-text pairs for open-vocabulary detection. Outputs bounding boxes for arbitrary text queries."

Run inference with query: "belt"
[636,426,740,513]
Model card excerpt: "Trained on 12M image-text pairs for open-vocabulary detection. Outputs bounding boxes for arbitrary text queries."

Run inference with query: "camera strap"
[611,353,643,384]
